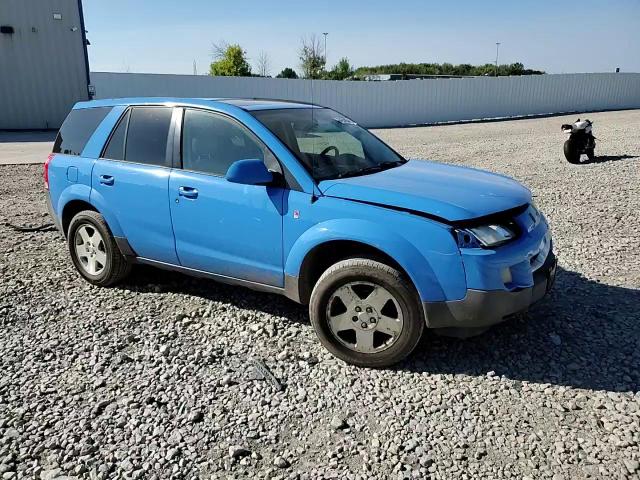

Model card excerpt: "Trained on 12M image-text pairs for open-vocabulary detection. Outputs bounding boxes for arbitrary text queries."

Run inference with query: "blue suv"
[46,98,556,367]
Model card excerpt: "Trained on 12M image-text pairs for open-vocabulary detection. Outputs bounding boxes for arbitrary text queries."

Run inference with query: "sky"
[82,0,640,76]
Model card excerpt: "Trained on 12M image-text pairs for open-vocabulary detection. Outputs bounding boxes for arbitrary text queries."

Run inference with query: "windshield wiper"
[335,160,405,179]
[317,160,405,181]
[378,160,406,170]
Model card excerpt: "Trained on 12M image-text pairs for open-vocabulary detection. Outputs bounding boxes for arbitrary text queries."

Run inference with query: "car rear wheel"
[309,258,424,367]
[67,210,131,286]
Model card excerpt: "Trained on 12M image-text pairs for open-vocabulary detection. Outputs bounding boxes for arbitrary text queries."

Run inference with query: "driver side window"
[182,109,277,176]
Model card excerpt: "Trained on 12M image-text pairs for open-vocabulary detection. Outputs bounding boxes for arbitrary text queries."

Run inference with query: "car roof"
[74,97,323,111]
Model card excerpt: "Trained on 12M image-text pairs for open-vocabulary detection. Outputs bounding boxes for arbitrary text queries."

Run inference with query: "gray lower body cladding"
[424,250,557,330]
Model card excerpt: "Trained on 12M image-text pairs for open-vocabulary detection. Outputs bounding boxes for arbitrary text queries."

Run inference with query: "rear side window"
[124,107,173,166]
[53,107,112,156]
[102,109,130,161]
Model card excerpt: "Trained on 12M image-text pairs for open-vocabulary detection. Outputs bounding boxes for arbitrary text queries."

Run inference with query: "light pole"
[323,32,328,65]
[495,42,501,77]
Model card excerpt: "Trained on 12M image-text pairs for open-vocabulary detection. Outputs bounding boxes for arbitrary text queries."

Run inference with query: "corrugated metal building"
[0,0,90,129]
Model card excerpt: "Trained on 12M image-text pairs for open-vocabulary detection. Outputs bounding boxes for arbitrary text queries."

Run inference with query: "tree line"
[208,36,544,80]
[355,62,544,77]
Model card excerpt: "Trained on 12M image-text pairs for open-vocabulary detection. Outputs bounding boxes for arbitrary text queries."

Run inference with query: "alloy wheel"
[74,224,107,276]
[326,281,404,354]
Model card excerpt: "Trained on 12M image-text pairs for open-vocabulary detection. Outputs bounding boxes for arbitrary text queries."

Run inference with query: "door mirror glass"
[225,159,274,185]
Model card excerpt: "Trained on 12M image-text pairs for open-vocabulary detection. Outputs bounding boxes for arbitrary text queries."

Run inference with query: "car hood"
[318,160,531,222]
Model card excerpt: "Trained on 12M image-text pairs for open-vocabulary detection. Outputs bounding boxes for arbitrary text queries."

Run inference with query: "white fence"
[91,72,640,128]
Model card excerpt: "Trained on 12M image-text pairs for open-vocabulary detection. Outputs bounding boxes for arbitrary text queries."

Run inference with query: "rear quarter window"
[101,109,130,161]
[53,107,113,156]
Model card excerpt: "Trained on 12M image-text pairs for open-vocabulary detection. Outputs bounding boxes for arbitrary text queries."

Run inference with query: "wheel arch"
[61,199,98,237]
[285,219,446,305]
[294,239,413,305]
[59,197,133,257]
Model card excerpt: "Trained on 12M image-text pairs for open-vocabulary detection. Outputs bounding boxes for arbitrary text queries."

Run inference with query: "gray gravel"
[1,109,639,479]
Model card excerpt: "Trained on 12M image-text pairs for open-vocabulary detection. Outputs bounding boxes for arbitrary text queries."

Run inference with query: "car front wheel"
[309,258,424,367]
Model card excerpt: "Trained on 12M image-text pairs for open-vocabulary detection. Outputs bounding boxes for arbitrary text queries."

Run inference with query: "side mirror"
[225,159,274,186]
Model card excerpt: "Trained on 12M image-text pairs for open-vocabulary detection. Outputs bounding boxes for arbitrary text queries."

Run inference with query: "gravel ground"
[1,110,639,480]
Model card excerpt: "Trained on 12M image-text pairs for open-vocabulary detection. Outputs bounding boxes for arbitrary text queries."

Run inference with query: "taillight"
[44,153,55,190]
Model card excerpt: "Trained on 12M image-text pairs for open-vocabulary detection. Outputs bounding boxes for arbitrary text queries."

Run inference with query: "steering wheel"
[319,145,339,157]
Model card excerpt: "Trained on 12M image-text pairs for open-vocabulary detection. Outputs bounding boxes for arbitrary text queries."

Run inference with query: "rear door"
[169,108,285,286]
[91,106,179,264]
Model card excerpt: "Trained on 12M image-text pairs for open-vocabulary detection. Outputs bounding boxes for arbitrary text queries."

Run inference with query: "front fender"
[285,218,447,302]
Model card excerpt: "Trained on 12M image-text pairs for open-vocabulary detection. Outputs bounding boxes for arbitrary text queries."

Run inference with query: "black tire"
[563,139,581,164]
[309,258,424,368]
[67,210,131,286]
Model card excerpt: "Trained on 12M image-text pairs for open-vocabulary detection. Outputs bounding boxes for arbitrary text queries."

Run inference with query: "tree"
[209,42,251,77]
[255,51,271,77]
[325,57,354,80]
[299,34,326,79]
[276,67,299,79]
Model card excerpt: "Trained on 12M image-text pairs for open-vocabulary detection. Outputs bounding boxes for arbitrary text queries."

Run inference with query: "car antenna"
[310,65,319,203]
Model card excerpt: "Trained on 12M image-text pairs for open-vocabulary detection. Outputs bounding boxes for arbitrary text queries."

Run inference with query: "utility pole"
[495,42,500,77]
[323,32,328,65]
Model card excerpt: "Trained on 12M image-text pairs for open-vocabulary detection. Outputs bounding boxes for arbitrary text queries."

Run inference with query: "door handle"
[99,174,114,186]
[178,186,198,199]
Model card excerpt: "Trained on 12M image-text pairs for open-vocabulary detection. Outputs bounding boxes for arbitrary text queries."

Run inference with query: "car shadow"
[582,154,638,164]
[120,265,639,393]
[119,265,309,325]
[406,267,639,393]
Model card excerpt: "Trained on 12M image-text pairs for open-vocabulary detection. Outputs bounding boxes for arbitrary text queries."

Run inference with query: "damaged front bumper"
[423,247,557,330]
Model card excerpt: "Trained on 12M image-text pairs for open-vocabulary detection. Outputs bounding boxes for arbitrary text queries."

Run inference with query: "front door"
[169,108,285,286]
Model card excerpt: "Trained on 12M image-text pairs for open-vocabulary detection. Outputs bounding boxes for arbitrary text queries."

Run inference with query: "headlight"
[455,224,515,248]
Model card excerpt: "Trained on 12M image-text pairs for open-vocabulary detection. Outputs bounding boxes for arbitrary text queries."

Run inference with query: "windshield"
[251,107,406,181]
